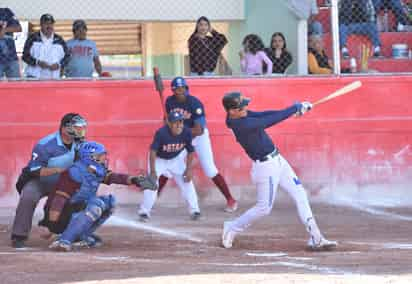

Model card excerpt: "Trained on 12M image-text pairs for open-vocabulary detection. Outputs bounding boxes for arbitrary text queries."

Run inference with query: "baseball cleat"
[190,212,201,221]
[73,234,103,248]
[138,213,149,222]
[49,240,72,252]
[222,221,236,248]
[307,237,338,251]
[224,199,238,213]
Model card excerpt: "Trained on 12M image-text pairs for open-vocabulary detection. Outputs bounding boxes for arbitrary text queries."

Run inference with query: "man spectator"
[22,13,69,79]
[65,20,102,78]
[339,0,382,59]
[0,8,22,79]
[373,0,410,31]
[11,113,87,248]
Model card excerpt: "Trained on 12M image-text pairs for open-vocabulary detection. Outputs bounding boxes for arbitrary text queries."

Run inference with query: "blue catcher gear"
[171,76,189,92]
[78,141,108,178]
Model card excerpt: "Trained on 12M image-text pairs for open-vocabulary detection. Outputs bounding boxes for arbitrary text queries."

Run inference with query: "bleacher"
[316,0,412,72]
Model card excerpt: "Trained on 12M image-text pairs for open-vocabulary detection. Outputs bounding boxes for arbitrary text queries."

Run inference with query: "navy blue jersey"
[0,8,20,63]
[151,125,194,160]
[226,106,298,161]
[165,95,206,129]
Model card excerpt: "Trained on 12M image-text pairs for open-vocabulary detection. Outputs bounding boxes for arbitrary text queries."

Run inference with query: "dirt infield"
[1,200,412,284]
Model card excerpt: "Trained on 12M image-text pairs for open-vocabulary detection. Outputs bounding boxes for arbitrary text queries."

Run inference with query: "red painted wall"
[1,76,411,204]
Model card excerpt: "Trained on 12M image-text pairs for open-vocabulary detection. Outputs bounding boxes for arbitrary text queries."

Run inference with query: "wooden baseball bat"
[313,80,362,106]
[153,67,167,120]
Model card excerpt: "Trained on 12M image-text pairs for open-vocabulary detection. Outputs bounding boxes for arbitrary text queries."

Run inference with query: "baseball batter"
[160,76,237,212]
[221,92,337,251]
[138,111,201,221]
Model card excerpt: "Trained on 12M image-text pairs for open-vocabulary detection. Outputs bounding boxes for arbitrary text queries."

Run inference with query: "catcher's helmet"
[78,141,108,178]
[222,92,250,111]
[171,76,188,90]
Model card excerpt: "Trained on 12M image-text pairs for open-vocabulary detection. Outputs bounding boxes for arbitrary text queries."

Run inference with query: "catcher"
[39,141,156,251]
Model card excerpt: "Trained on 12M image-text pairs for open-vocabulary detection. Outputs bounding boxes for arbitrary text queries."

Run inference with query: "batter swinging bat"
[153,67,167,120]
[313,80,362,106]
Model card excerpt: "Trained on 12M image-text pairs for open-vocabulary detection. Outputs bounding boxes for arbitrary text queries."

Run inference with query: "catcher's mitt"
[131,175,157,191]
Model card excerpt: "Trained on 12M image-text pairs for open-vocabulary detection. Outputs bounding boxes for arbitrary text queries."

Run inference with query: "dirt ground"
[1,200,412,284]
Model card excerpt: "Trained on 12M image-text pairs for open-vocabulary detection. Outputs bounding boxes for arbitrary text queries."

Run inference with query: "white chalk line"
[199,261,349,274]
[344,202,412,221]
[348,241,412,250]
[108,216,204,243]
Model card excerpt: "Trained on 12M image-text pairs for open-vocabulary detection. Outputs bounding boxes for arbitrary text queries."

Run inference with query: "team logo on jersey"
[162,143,185,152]
[171,108,191,119]
[196,108,202,115]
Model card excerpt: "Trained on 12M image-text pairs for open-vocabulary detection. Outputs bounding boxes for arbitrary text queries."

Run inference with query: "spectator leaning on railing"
[22,14,69,79]
[188,16,228,76]
[65,20,102,78]
[0,7,22,79]
[265,32,293,74]
[339,0,382,59]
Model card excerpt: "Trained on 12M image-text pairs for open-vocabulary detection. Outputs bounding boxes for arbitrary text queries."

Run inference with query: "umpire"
[11,113,87,248]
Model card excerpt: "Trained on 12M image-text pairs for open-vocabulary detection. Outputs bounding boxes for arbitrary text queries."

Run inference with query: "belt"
[256,149,279,162]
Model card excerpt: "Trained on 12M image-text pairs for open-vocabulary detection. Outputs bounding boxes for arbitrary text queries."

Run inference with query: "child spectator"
[240,34,273,75]
[265,32,293,74]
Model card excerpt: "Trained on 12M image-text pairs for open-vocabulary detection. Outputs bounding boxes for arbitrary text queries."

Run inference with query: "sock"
[212,173,234,202]
[157,175,169,197]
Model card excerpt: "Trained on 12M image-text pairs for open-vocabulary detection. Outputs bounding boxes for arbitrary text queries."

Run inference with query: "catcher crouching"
[39,141,156,251]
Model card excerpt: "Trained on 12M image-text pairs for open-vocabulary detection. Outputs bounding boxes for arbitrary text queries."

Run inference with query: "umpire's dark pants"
[11,180,51,239]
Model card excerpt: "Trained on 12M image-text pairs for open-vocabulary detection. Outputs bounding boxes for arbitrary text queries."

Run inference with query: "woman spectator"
[265,32,293,74]
[240,34,272,75]
[188,16,228,76]
[308,34,332,74]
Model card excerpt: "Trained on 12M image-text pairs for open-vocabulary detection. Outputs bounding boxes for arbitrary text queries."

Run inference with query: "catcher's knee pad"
[85,197,112,221]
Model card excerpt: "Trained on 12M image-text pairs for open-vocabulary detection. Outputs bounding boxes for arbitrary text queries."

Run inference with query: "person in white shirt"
[22,14,69,79]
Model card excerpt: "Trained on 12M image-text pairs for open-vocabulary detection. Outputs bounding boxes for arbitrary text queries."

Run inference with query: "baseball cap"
[168,111,184,122]
[73,19,87,31]
[222,92,250,111]
[40,13,55,24]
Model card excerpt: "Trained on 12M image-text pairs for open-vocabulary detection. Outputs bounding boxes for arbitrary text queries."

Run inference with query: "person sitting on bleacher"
[308,34,333,74]
[339,0,382,58]
[373,0,410,31]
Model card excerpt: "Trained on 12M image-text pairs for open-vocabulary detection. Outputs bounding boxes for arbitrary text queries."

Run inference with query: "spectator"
[23,14,69,79]
[188,16,228,76]
[373,0,409,31]
[240,34,273,75]
[339,0,381,59]
[0,8,22,79]
[11,113,87,248]
[308,0,324,35]
[65,20,102,78]
[308,34,333,74]
[265,32,293,74]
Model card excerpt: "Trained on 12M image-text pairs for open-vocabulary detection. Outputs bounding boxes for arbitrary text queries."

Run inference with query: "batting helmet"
[222,92,250,111]
[78,141,108,178]
[171,76,189,90]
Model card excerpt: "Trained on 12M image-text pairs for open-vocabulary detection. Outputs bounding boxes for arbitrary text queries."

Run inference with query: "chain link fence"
[2,0,412,79]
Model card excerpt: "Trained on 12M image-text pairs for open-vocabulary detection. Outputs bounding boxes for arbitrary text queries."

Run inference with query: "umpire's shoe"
[307,237,338,251]
[11,235,27,249]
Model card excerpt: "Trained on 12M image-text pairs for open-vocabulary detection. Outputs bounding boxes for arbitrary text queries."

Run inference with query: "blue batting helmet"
[171,76,189,90]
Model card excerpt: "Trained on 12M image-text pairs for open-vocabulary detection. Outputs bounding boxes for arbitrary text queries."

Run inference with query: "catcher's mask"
[60,113,87,141]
